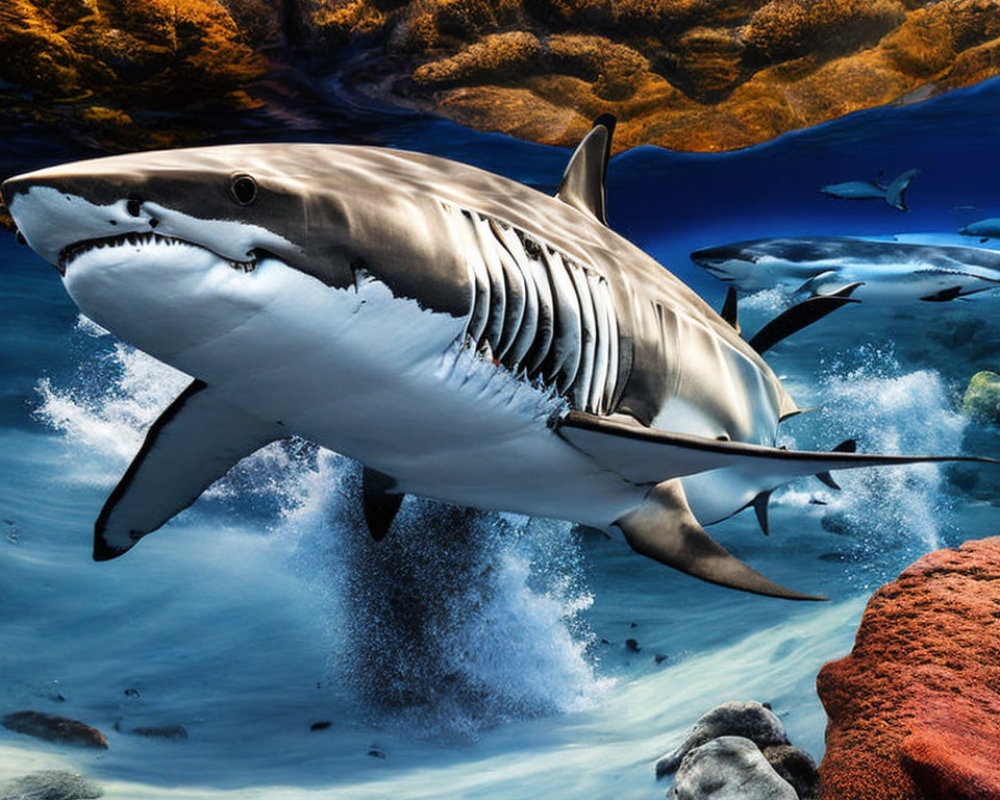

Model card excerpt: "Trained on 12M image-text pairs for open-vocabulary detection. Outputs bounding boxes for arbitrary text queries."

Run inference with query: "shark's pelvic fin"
[555,115,616,225]
[556,410,998,486]
[751,490,772,536]
[614,480,824,600]
[362,466,403,542]
[748,282,862,355]
[920,286,965,302]
[94,380,282,561]
[816,439,855,489]
[720,287,740,333]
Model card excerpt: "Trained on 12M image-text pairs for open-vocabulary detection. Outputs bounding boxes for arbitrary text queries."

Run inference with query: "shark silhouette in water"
[4,118,994,601]
[820,169,919,212]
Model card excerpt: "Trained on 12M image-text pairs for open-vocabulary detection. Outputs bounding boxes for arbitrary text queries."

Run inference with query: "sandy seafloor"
[2,76,1000,798]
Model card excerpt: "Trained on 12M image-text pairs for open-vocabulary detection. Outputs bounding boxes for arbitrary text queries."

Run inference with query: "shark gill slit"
[450,203,619,415]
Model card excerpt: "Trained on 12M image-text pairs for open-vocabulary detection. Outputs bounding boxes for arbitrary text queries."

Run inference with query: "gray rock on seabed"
[761,745,819,800]
[656,701,789,778]
[672,736,797,800]
[0,770,103,800]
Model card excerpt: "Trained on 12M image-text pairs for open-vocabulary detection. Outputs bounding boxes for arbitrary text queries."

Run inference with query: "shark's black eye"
[230,174,258,206]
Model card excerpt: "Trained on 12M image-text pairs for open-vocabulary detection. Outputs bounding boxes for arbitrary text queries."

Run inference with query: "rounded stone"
[656,700,789,778]
[673,736,797,800]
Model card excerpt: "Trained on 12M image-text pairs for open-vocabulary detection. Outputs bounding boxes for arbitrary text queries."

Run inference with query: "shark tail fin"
[615,480,824,600]
[886,169,919,211]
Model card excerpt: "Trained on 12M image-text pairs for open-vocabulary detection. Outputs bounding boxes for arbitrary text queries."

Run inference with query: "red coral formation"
[817,537,1000,800]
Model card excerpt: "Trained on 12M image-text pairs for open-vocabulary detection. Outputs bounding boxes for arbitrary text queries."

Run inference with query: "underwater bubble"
[779,345,966,586]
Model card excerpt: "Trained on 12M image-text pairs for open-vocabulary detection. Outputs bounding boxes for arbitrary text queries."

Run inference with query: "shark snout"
[690,246,742,272]
[2,173,160,271]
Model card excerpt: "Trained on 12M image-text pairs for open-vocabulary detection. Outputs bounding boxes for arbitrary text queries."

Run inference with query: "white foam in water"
[741,287,793,315]
[35,315,190,465]
[778,345,966,566]
[275,450,612,738]
[32,322,612,738]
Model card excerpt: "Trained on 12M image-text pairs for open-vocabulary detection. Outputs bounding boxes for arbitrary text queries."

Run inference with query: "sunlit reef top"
[1,0,999,155]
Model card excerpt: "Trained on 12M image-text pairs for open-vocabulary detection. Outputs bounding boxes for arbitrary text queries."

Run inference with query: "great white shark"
[4,119,993,601]
[692,236,1000,304]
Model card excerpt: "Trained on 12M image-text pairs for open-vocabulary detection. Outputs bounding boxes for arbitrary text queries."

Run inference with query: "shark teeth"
[58,232,258,274]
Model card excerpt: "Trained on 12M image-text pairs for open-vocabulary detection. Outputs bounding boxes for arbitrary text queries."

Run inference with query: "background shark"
[820,169,918,211]
[691,235,1000,304]
[960,217,1000,240]
[3,119,992,601]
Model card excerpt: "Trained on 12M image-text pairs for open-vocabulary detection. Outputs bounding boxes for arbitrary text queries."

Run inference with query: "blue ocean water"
[2,77,1000,798]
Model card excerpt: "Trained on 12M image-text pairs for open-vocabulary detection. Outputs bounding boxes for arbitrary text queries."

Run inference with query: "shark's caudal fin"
[94,381,283,561]
[748,283,862,354]
[615,480,824,600]
[555,115,616,225]
[885,168,919,211]
[556,410,997,487]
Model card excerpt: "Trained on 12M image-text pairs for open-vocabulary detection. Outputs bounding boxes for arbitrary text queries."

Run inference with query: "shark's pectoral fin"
[615,480,824,600]
[556,410,997,486]
[748,282,862,354]
[362,466,403,542]
[94,380,283,561]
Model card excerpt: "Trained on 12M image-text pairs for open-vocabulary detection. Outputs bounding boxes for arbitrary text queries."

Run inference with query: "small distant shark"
[959,217,1000,241]
[692,236,1000,304]
[820,169,919,211]
[4,119,993,601]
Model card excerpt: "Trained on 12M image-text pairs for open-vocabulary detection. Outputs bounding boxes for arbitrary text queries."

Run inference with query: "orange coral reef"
[2,0,1000,152]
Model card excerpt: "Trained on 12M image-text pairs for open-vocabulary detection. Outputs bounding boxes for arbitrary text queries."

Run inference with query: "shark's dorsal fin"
[556,115,616,225]
[615,480,822,600]
[94,380,283,561]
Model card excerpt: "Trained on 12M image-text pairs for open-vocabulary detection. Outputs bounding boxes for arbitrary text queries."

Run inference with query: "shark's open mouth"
[58,232,258,275]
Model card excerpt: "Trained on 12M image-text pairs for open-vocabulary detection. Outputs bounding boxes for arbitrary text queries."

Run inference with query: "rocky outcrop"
[2,0,1000,154]
[657,701,819,799]
[817,537,1000,800]
[0,0,271,148]
[2,710,108,749]
[383,0,1000,151]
